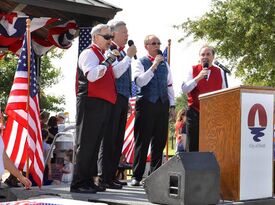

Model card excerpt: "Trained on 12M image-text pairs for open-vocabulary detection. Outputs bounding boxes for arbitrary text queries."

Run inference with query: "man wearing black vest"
[97,20,137,189]
[130,35,175,186]
[70,24,116,194]
[181,45,226,152]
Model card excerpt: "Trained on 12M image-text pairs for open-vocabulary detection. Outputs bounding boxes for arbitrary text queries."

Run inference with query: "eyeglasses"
[97,34,113,40]
[148,42,161,46]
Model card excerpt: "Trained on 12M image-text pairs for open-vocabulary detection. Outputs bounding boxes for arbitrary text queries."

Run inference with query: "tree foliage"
[175,0,275,86]
[0,54,18,108]
[0,49,65,112]
[39,49,65,112]
[175,93,188,114]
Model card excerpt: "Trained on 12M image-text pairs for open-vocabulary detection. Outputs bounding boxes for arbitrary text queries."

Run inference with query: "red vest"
[87,45,117,104]
[188,64,222,111]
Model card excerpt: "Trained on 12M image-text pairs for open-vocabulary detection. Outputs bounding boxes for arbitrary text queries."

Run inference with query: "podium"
[199,85,275,201]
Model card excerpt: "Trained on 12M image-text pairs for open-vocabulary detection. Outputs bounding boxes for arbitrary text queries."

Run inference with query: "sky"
[49,0,241,122]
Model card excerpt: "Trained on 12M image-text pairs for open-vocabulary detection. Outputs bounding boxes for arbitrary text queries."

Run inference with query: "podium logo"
[248,103,267,142]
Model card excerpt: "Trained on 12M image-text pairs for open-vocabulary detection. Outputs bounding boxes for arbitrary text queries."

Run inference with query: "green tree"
[0,54,18,109]
[175,0,275,86]
[175,93,188,114]
[39,49,65,112]
[0,49,65,112]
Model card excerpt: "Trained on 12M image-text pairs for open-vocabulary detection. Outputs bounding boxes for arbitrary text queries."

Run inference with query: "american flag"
[122,82,151,164]
[75,27,91,94]
[78,27,92,55]
[163,47,168,62]
[122,81,137,164]
[2,31,44,187]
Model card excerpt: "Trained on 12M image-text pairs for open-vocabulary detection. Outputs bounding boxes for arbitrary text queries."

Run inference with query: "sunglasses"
[148,42,161,46]
[98,34,113,40]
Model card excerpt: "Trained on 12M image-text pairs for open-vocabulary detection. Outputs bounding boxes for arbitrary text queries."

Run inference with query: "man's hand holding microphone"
[151,50,164,72]
[98,48,121,78]
[127,40,137,59]
[194,61,209,83]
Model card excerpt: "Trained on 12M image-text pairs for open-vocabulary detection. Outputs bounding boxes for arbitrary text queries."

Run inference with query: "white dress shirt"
[108,45,132,79]
[132,59,175,106]
[78,44,107,82]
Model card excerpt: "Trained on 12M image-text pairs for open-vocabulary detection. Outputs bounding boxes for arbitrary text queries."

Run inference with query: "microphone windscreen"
[157,49,163,55]
[203,62,209,79]
[110,44,117,50]
[203,62,209,68]
[128,40,137,59]
[128,40,134,46]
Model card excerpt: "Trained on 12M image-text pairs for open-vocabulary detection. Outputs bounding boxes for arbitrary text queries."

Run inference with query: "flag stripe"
[122,82,151,164]
[10,122,23,162]
[15,128,27,168]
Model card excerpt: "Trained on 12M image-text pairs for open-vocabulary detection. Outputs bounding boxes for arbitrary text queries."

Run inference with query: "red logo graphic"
[247,103,267,142]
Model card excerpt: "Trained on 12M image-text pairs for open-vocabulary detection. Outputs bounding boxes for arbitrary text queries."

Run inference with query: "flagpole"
[165,39,171,161]
[167,39,171,65]
[26,18,31,179]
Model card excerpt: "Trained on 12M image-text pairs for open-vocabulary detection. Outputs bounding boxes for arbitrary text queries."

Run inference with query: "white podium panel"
[240,93,274,200]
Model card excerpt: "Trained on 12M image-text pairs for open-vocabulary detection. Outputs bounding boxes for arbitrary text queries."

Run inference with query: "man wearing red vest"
[70,24,116,194]
[97,20,137,189]
[182,45,226,152]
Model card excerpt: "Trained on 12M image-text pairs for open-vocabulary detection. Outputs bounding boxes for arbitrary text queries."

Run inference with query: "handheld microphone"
[102,47,120,67]
[110,44,117,50]
[157,49,163,55]
[203,62,209,79]
[214,60,231,74]
[157,49,166,65]
[127,40,137,59]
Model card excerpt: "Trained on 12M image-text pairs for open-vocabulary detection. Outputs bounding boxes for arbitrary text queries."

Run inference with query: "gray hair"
[144,34,157,45]
[90,24,110,41]
[199,44,215,56]
[107,20,126,32]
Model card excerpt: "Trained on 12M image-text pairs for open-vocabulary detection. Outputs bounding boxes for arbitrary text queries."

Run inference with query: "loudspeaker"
[144,152,220,205]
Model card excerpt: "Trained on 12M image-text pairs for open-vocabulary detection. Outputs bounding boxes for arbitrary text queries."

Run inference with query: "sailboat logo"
[247,103,267,142]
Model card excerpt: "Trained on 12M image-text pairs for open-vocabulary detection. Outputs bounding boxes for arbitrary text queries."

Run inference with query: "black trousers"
[132,98,169,181]
[70,96,112,189]
[186,107,200,152]
[97,94,128,183]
